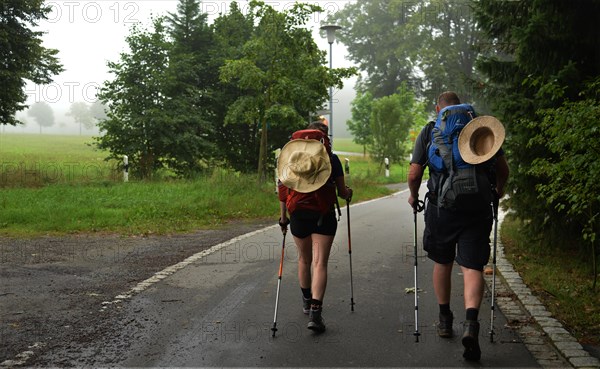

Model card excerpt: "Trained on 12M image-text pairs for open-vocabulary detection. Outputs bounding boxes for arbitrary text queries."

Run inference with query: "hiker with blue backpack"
[277,122,353,333]
[407,91,509,361]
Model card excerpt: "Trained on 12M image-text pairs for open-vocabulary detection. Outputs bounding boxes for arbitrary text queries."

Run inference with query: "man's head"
[308,121,329,134]
[436,91,461,113]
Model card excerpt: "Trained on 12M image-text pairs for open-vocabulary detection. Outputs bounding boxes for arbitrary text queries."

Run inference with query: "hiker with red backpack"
[277,122,352,333]
[407,91,509,361]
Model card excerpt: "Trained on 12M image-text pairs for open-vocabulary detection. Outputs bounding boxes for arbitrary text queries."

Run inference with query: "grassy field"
[0,133,404,237]
[0,133,119,186]
[501,216,600,346]
[333,137,411,184]
[332,137,366,154]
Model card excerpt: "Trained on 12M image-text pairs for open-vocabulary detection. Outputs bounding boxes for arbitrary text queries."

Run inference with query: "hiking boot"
[437,311,454,338]
[307,307,326,333]
[462,320,481,361]
[302,297,311,314]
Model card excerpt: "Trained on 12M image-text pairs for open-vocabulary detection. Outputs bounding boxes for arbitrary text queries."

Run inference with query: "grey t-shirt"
[410,121,434,166]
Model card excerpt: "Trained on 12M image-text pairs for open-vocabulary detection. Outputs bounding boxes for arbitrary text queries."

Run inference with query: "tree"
[328,0,483,107]
[211,2,256,172]
[528,83,600,288]
[0,1,63,125]
[220,1,355,181]
[96,18,174,179]
[346,91,374,156]
[66,102,94,135]
[328,0,415,98]
[89,100,108,122]
[402,0,484,107]
[97,10,218,178]
[474,0,600,284]
[162,0,218,175]
[368,84,422,165]
[27,101,54,133]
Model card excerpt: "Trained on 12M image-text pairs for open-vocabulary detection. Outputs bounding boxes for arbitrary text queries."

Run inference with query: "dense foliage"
[329,0,483,107]
[95,0,354,180]
[0,0,63,125]
[342,0,600,284]
[473,0,600,285]
[361,84,426,165]
[219,1,355,181]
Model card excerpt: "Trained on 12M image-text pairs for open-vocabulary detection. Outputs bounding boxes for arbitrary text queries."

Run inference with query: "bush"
[528,81,600,288]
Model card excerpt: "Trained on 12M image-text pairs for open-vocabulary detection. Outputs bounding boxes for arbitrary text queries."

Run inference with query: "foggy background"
[4,0,357,138]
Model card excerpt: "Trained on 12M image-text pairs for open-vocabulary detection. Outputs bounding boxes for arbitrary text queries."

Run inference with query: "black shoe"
[437,311,454,338]
[307,308,326,333]
[462,320,481,361]
[302,297,311,315]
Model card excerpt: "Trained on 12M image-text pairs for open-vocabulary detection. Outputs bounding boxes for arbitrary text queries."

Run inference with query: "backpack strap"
[422,121,435,168]
[432,128,454,174]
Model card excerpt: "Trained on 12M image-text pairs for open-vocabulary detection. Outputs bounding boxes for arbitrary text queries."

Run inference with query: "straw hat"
[458,116,506,164]
[277,139,331,193]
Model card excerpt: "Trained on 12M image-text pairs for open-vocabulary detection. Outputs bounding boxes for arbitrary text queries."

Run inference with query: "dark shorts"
[290,210,337,239]
[423,203,493,271]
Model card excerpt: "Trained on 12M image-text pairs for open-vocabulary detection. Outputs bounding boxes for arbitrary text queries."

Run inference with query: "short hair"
[307,121,328,134]
[437,91,461,107]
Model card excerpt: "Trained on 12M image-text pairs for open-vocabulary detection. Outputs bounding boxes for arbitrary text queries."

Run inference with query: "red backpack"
[278,129,339,217]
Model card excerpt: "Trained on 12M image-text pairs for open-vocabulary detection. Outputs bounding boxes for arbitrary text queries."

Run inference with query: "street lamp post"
[320,24,341,143]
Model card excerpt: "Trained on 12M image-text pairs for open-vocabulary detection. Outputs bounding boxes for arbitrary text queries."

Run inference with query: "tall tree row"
[340,0,600,276]
[473,0,600,281]
[95,0,355,180]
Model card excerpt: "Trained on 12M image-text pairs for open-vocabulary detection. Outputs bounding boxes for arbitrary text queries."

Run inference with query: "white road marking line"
[100,225,278,309]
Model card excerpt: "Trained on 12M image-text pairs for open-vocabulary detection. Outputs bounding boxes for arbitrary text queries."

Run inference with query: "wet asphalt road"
[86,188,540,367]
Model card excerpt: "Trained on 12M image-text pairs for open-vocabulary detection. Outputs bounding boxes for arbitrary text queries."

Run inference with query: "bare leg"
[310,233,334,302]
[294,236,312,290]
[461,266,484,309]
[433,262,453,304]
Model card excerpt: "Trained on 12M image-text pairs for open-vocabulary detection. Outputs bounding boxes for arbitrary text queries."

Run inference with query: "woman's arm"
[335,176,353,201]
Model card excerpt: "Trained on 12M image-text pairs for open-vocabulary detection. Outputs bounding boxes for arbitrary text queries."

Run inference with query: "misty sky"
[18,1,357,137]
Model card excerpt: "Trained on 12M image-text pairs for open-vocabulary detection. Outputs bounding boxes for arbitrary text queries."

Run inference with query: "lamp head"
[320,24,342,44]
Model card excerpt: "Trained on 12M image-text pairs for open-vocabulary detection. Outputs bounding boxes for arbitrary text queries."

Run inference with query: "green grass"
[332,137,365,154]
[0,174,275,236]
[0,133,119,186]
[339,154,409,184]
[0,133,409,237]
[501,216,600,346]
[0,171,394,237]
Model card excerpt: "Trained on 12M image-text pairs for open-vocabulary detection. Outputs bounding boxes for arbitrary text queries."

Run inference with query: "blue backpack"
[427,104,492,210]
[427,103,475,172]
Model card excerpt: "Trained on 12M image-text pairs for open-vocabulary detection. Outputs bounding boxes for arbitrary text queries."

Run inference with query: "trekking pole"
[345,158,355,311]
[271,223,288,337]
[347,199,355,311]
[490,193,499,343]
[413,199,425,342]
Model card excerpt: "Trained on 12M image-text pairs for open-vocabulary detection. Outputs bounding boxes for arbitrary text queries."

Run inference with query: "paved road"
[88,188,540,367]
